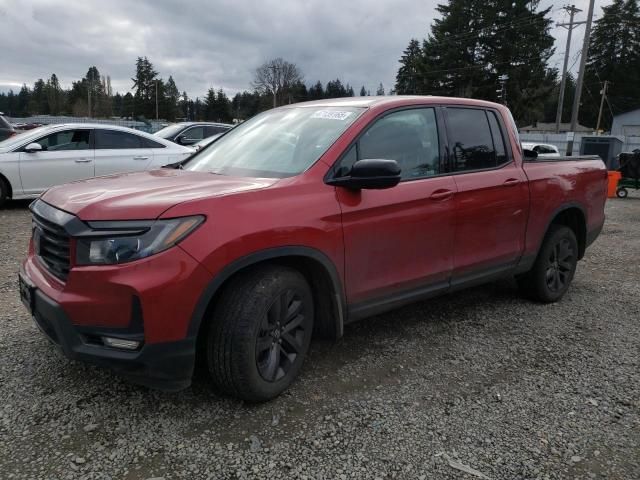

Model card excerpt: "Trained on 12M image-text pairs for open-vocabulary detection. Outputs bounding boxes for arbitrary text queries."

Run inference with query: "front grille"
[32,211,71,281]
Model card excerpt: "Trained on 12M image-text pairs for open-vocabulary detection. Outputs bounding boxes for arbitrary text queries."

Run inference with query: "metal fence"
[7,116,168,133]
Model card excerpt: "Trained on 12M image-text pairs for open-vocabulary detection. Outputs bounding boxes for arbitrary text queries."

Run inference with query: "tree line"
[395,0,640,129]
[0,56,387,124]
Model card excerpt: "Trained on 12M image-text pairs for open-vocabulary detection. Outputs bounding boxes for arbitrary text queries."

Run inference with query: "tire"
[517,225,578,303]
[0,178,8,208]
[206,265,314,402]
[616,188,628,198]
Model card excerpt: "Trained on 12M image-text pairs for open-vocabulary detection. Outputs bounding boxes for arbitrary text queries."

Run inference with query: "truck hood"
[41,169,278,220]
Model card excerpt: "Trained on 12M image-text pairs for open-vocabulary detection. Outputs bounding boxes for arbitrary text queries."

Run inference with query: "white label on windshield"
[311,110,353,121]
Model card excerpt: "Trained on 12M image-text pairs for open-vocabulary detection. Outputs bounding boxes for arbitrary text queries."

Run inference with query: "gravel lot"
[0,196,638,480]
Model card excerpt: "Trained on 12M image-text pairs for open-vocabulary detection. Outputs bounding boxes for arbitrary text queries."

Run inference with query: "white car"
[521,142,561,158]
[0,123,193,206]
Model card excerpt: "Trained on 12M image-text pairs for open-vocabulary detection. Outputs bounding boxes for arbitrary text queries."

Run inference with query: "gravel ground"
[0,195,638,480]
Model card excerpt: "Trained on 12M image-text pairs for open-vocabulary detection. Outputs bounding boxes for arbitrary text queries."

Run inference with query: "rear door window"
[95,130,144,149]
[445,108,500,171]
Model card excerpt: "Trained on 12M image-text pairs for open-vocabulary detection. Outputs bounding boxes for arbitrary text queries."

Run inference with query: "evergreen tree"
[204,88,217,120]
[17,85,30,116]
[376,83,385,96]
[308,81,324,100]
[29,79,48,115]
[165,76,180,120]
[359,86,367,96]
[395,39,422,94]
[46,74,64,115]
[404,0,556,124]
[122,92,134,118]
[132,57,159,118]
[583,0,640,129]
[325,79,347,98]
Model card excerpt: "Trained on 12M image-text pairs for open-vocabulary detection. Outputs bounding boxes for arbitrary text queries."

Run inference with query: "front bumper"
[23,270,196,391]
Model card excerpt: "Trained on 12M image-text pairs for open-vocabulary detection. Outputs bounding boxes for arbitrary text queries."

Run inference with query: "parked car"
[0,123,193,206]
[521,142,560,157]
[19,97,607,402]
[154,122,232,146]
[0,113,17,141]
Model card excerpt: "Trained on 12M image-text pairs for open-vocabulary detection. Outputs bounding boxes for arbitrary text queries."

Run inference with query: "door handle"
[133,156,149,160]
[503,178,520,187]
[75,158,92,163]
[429,189,454,201]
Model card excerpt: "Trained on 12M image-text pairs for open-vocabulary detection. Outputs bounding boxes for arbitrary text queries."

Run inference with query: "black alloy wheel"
[256,289,309,382]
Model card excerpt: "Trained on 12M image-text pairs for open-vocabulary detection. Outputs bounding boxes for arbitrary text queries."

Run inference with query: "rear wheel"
[518,225,578,303]
[206,265,314,402]
[616,188,628,198]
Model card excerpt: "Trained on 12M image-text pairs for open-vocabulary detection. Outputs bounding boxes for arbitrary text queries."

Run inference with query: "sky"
[0,0,611,99]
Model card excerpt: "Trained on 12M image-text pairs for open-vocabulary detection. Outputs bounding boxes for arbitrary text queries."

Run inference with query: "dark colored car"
[154,122,232,146]
[20,97,607,402]
[0,113,16,141]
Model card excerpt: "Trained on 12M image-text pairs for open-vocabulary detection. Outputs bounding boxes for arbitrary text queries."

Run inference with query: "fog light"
[102,336,141,350]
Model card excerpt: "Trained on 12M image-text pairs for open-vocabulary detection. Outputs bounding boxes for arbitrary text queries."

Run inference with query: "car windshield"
[155,124,187,139]
[0,125,52,148]
[0,115,12,129]
[185,106,364,178]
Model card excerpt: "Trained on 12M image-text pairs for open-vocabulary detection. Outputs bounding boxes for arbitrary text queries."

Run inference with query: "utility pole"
[270,65,278,108]
[155,80,159,121]
[566,0,595,155]
[555,5,584,133]
[497,74,509,106]
[596,80,609,133]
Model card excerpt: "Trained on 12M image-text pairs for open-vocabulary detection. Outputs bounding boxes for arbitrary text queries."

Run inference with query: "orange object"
[607,170,622,198]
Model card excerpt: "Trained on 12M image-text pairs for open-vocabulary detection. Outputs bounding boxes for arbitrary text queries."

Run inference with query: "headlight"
[76,216,204,265]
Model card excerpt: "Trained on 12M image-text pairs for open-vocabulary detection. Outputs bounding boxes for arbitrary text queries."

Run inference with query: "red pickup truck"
[19,97,607,401]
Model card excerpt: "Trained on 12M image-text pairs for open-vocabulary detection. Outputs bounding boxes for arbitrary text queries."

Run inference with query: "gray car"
[154,122,232,146]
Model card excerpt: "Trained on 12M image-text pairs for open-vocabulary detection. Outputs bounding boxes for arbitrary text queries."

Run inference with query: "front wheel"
[206,265,314,402]
[0,178,8,208]
[517,225,578,303]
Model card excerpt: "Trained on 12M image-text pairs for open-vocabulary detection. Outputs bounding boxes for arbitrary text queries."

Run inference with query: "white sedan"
[0,123,194,206]
[521,142,561,158]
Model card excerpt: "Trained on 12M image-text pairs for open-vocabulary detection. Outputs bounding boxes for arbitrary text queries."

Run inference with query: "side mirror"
[177,134,196,145]
[24,143,43,153]
[327,159,401,190]
[523,148,538,159]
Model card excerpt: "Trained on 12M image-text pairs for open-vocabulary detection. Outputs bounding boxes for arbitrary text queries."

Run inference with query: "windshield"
[185,106,364,178]
[0,125,52,149]
[155,124,187,139]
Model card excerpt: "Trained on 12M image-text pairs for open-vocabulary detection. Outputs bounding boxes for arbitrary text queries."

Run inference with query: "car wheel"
[206,265,314,402]
[616,188,628,198]
[0,178,9,208]
[518,225,578,303]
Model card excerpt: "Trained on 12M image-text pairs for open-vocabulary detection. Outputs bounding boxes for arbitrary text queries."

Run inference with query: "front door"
[443,107,529,281]
[333,107,457,306]
[19,128,94,195]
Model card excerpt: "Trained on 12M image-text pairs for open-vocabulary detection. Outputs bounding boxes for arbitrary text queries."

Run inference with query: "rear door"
[19,128,94,195]
[94,129,153,176]
[443,107,528,283]
[334,107,457,306]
